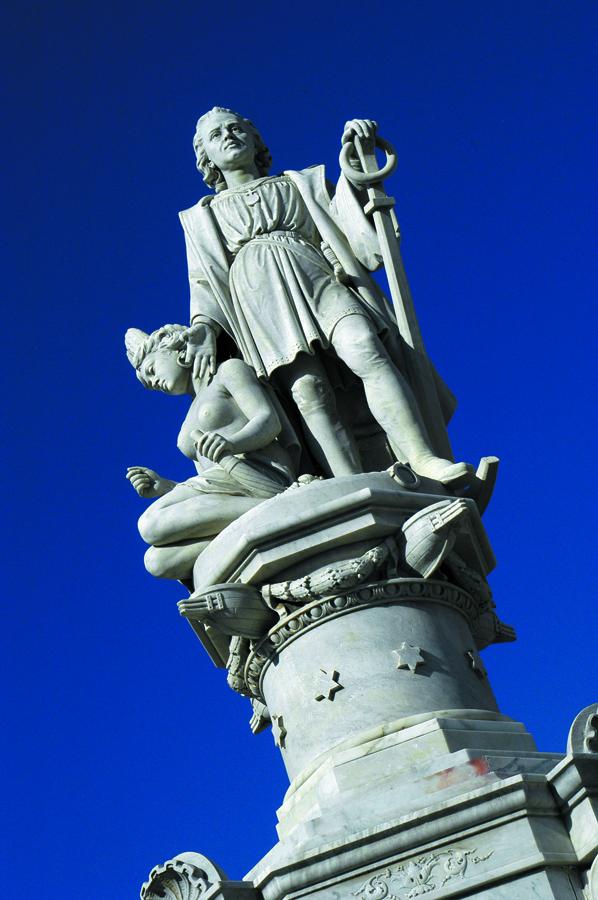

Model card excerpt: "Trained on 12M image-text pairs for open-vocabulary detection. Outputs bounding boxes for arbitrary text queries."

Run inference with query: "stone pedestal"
[244,736,598,899]
[140,473,598,899]
[239,583,596,899]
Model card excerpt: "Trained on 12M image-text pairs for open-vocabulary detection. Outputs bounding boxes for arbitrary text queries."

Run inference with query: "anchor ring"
[339,135,398,185]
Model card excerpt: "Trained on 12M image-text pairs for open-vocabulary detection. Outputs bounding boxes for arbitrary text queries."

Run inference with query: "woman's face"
[138,350,190,395]
[199,112,257,174]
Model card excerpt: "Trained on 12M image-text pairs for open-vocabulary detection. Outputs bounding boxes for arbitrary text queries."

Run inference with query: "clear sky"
[3,1,597,896]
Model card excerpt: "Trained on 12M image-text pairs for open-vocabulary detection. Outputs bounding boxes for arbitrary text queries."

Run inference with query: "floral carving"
[352,848,493,899]
[262,543,391,605]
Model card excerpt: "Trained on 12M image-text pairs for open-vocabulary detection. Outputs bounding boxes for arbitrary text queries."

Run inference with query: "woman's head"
[193,107,272,192]
[125,325,192,394]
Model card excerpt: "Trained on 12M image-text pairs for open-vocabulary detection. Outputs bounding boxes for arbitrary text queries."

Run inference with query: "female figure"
[125,324,297,584]
[179,108,469,484]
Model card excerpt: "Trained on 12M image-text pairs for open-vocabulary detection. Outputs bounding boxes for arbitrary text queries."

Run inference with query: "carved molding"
[567,703,598,755]
[351,847,493,899]
[243,578,476,701]
[141,852,227,900]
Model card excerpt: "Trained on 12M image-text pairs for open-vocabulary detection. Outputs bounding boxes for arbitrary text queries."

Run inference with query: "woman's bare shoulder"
[217,358,255,379]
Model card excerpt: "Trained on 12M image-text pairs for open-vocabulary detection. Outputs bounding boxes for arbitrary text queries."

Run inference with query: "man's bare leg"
[274,353,362,477]
[330,315,468,483]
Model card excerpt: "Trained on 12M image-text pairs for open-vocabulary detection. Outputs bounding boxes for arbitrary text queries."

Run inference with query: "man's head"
[193,107,271,192]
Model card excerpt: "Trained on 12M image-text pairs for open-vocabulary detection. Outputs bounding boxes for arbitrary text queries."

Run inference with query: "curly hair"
[125,324,189,380]
[193,106,272,193]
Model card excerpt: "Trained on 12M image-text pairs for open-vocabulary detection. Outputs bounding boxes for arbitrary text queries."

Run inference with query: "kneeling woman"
[125,324,298,585]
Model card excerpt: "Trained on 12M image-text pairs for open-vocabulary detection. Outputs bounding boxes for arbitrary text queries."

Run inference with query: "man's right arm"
[183,230,221,379]
[180,203,230,379]
[184,318,219,380]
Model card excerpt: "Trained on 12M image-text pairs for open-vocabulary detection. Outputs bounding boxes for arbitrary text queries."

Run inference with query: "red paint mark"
[470,756,490,776]
[428,757,490,793]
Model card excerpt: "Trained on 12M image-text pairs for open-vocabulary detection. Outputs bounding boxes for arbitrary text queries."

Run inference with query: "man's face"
[199,113,257,174]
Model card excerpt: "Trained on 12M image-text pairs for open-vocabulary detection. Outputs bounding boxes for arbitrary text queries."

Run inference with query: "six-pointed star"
[465,649,487,679]
[392,642,424,673]
[271,713,287,748]
[314,667,343,701]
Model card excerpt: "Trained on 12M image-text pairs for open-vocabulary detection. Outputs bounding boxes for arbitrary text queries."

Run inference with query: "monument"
[126,109,598,899]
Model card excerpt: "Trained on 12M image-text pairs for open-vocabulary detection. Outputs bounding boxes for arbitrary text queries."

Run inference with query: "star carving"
[314,667,343,701]
[392,642,424,673]
[271,713,287,749]
[465,649,488,679]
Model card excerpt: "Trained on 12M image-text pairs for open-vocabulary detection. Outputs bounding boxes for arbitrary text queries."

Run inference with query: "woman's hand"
[184,322,217,381]
[342,119,378,150]
[191,429,235,463]
[126,466,175,498]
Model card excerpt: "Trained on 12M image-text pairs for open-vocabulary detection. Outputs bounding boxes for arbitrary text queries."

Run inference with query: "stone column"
[247,578,501,780]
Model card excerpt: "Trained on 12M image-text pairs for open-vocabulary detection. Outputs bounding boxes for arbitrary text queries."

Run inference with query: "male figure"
[180,107,468,483]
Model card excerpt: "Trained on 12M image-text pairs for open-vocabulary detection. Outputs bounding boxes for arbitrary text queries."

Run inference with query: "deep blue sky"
[3,1,597,896]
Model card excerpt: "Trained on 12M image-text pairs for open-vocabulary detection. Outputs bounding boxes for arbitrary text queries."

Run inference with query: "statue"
[125,323,297,585]
[178,108,473,485]
[125,112,500,599]
[123,110,507,700]
[131,111,598,900]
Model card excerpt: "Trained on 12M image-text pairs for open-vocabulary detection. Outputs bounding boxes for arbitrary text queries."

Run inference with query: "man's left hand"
[342,119,378,150]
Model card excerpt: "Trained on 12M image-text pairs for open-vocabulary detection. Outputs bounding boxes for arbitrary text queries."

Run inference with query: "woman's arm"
[126,467,178,498]
[215,359,282,453]
[189,361,289,497]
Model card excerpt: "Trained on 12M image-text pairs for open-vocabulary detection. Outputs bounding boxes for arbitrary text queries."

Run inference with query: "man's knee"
[332,316,387,374]
[291,373,335,414]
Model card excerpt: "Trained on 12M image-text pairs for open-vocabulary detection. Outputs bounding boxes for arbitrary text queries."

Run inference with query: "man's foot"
[411,456,472,486]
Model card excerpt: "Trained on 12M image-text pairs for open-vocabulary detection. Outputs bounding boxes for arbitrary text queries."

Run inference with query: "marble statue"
[179,108,471,485]
[124,112,504,604]
[125,323,297,583]
[128,112,597,900]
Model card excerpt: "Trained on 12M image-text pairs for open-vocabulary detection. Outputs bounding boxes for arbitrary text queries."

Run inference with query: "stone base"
[274,712,559,848]
[246,738,597,900]
[140,708,598,900]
